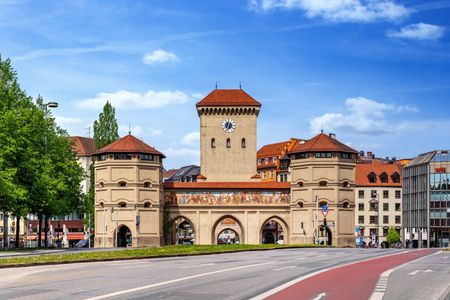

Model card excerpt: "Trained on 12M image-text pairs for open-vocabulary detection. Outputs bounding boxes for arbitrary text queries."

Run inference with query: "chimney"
[367,151,373,159]
[329,133,336,139]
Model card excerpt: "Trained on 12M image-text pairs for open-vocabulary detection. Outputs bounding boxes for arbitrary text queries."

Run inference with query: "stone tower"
[93,134,165,248]
[196,89,261,182]
[288,133,357,247]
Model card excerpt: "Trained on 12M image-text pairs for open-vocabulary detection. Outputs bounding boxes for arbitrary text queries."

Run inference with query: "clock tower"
[196,89,261,182]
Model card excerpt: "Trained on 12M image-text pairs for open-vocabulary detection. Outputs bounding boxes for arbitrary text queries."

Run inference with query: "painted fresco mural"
[164,191,290,205]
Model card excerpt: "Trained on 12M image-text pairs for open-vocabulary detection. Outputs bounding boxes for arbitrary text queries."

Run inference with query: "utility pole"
[88,212,91,248]
[314,195,319,244]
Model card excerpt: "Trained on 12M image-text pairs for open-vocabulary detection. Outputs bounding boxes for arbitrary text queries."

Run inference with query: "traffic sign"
[321,204,328,217]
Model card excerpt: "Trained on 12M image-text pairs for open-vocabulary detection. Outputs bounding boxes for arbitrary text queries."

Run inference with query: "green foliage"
[0,56,85,235]
[93,101,119,149]
[386,227,401,245]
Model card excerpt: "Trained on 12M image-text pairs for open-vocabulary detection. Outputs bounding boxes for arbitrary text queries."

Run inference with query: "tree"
[84,102,119,231]
[0,56,85,248]
[93,101,119,149]
[386,227,401,245]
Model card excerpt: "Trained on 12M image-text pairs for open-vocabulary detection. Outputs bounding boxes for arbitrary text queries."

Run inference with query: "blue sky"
[1,0,449,169]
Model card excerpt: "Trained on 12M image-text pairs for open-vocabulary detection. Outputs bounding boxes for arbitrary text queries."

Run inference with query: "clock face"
[222,119,236,133]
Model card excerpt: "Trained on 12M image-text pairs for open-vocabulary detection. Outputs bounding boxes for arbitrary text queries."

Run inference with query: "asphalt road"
[384,250,450,300]
[0,248,441,300]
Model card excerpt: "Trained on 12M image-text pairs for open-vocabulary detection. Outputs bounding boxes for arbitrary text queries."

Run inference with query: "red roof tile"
[196,89,261,107]
[70,136,96,156]
[356,163,403,187]
[258,141,290,158]
[164,181,290,190]
[95,134,164,157]
[290,133,357,154]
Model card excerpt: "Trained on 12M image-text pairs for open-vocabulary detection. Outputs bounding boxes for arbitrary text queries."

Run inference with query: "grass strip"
[0,244,325,268]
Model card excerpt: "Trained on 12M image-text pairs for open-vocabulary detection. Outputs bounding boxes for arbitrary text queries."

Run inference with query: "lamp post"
[370,191,380,246]
[39,101,58,248]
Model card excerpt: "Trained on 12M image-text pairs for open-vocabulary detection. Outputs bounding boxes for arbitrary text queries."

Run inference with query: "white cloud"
[387,23,445,41]
[310,97,417,135]
[148,128,163,136]
[54,115,83,126]
[182,131,200,145]
[143,49,178,65]
[76,89,192,110]
[249,0,409,23]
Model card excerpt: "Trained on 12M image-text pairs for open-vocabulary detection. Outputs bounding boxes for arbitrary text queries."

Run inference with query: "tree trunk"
[2,212,8,248]
[15,216,20,248]
[38,214,42,248]
[44,214,49,247]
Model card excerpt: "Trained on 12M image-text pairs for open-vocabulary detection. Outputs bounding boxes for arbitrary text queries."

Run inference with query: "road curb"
[0,246,329,269]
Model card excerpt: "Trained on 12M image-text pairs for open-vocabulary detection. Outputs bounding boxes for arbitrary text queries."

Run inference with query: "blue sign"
[322,205,328,213]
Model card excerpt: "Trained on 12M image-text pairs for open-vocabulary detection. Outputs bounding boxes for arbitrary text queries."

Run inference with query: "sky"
[1,0,449,169]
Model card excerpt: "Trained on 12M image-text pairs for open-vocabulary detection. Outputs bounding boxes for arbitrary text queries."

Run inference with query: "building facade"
[403,150,450,248]
[257,138,301,182]
[94,89,357,248]
[355,164,403,245]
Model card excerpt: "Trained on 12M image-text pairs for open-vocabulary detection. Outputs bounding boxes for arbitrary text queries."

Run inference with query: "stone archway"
[169,216,196,245]
[116,225,132,248]
[217,228,240,244]
[211,216,244,245]
[260,216,289,244]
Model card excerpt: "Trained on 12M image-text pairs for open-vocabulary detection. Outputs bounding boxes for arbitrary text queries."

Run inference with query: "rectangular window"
[358,190,364,199]
[270,170,274,179]
[315,152,332,158]
[395,190,401,199]
[340,153,351,159]
[383,228,389,236]
[383,190,389,199]
[383,215,389,224]
[370,216,378,224]
[371,190,377,198]
[358,216,364,224]
[140,154,153,161]
[395,203,401,211]
[262,172,266,179]
[383,203,389,211]
[114,153,132,160]
[273,157,277,163]
[395,215,401,224]
[369,202,378,211]
[358,203,364,211]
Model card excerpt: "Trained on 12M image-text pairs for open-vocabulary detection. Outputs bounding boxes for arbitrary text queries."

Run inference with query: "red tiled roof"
[290,133,358,154]
[164,181,290,189]
[258,141,289,158]
[95,134,164,157]
[196,89,261,107]
[70,136,96,156]
[356,163,403,187]
[197,174,207,179]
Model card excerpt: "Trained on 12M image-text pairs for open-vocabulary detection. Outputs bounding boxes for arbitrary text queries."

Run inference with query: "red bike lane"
[267,249,436,300]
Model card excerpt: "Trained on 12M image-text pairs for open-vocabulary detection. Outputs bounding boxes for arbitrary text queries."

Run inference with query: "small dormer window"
[391,172,400,183]
[273,157,277,163]
[380,172,388,183]
[258,159,261,165]
[265,158,269,164]
[368,172,377,183]
[118,181,127,187]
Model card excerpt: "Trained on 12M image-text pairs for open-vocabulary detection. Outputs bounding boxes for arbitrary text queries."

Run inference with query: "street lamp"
[39,101,58,248]
[370,191,380,246]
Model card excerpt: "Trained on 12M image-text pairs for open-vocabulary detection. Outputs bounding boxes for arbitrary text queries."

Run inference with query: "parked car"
[75,239,88,248]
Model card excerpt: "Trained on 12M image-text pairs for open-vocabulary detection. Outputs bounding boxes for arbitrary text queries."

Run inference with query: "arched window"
[241,138,246,148]
[319,181,327,187]
[391,172,400,183]
[118,181,127,187]
[368,172,377,183]
[343,201,350,208]
[298,181,304,187]
[226,138,231,148]
[119,202,127,208]
[343,181,350,188]
[99,202,104,208]
[98,182,104,188]
[298,202,304,208]
[144,181,152,188]
[211,138,216,148]
[144,202,151,208]
[380,172,388,183]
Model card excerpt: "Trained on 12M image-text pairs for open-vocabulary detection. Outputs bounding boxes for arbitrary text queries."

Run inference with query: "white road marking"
[295,257,306,261]
[408,270,419,276]
[180,263,215,269]
[443,256,448,259]
[312,292,327,300]
[84,261,275,300]
[274,266,296,272]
